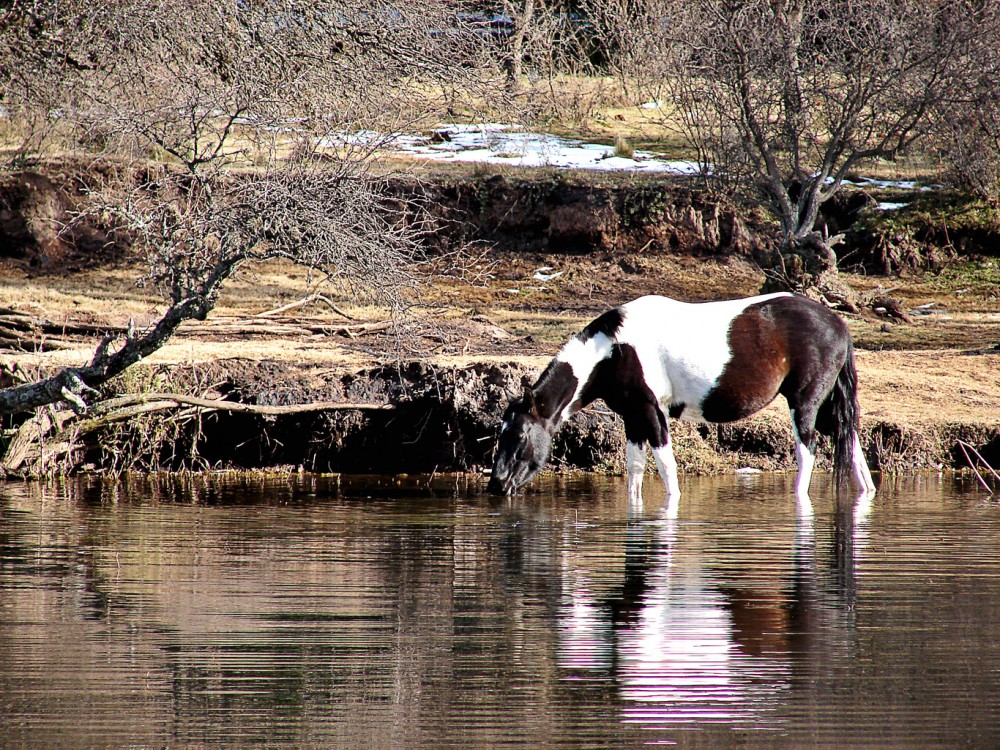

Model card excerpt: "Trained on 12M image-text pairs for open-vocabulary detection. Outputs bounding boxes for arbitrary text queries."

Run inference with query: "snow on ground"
[318,124,939,193]
[319,123,702,174]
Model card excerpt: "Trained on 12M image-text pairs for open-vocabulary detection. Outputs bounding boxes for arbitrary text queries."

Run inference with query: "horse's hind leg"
[852,432,876,496]
[851,432,877,523]
[789,406,818,518]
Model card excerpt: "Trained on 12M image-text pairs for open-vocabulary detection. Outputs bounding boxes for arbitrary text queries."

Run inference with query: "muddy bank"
[55,358,999,481]
[6,163,1000,272]
[390,174,772,257]
[390,173,1000,271]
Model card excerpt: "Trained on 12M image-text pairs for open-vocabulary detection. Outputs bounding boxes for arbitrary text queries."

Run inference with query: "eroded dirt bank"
[7,163,1000,271]
[22,354,992,483]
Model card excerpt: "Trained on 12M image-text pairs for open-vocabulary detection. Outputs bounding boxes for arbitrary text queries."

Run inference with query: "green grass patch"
[862,188,1000,235]
[926,258,1000,296]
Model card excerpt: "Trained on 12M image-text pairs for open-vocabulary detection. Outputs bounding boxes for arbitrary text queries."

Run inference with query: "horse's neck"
[535,333,614,426]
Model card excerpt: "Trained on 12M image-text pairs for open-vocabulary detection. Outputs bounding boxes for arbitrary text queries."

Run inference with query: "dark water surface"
[2,472,999,748]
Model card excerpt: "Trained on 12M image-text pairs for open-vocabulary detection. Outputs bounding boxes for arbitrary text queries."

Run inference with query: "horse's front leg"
[651,434,681,519]
[626,440,647,508]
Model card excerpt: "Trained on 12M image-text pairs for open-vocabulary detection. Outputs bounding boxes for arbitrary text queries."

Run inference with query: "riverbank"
[3,161,1000,478]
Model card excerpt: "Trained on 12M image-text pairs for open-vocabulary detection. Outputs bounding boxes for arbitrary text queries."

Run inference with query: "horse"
[487,292,876,518]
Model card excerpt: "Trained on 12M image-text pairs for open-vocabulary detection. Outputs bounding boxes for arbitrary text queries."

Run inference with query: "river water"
[1,472,999,748]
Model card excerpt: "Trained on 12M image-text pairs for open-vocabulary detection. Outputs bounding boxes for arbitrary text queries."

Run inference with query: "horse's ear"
[523,386,538,414]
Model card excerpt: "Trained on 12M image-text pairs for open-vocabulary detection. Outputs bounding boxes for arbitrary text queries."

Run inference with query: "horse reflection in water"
[557,509,866,729]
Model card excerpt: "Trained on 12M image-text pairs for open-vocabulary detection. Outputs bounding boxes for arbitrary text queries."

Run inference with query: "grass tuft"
[613,134,634,159]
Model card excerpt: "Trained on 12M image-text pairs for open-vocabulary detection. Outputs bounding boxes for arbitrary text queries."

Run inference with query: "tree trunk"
[760,232,861,312]
[504,0,535,94]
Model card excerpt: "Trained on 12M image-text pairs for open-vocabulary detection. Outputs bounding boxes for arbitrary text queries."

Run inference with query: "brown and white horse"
[487,293,876,517]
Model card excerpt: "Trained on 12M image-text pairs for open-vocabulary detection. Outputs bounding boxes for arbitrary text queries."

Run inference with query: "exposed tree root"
[1,393,393,477]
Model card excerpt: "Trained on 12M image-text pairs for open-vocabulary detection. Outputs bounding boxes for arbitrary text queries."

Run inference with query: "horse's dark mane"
[580,307,625,341]
[530,359,577,422]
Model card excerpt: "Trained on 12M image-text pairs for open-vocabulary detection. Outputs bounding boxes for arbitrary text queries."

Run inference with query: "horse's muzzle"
[486,475,510,495]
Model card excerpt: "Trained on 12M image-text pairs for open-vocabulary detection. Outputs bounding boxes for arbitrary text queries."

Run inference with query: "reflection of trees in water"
[557,512,866,730]
[0,478,593,746]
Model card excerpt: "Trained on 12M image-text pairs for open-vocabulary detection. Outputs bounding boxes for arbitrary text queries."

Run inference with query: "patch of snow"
[533,269,564,281]
[876,202,909,211]
[827,175,939,192]
[855,178,919,190]
[321,123,703,174]
[316,130,391,149]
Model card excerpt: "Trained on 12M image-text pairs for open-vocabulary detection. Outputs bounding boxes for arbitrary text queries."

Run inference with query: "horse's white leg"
[651,436,681,520]
[853,432,876,496]
[851,432,876,523]
[790,412,816,519]
[626,440,647,508]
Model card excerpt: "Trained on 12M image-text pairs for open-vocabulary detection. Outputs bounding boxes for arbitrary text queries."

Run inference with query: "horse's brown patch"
[700,305,791,423]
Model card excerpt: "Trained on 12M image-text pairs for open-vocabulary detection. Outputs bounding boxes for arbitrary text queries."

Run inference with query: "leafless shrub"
[0,0,491,438]
[932,23,1000,204]
[466,2,623,127]
[578,0,662,103]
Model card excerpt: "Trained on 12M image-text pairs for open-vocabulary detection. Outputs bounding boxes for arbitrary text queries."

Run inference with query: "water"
[2,472,999,748]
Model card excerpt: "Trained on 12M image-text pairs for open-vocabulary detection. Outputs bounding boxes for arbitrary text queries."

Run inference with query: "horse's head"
[488,387,553,495]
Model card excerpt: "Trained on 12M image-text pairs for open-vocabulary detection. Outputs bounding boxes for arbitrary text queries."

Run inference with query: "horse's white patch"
[615,293,790,420]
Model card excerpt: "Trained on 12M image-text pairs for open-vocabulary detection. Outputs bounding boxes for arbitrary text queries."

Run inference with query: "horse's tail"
[830,339,861,490]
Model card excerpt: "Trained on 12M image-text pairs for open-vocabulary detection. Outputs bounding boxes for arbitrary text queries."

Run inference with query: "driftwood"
[0,309,127,352]
[182,316,390,338]
[0,308,387,352]
[957,439,1000,494]
[0,309,128,337]
[254,293,355,321]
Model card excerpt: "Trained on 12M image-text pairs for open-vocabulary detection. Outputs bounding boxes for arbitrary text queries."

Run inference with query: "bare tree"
[500,0,539,90]
[616,0,997,307]
[932,13,1000,204]
[0,0,489,470]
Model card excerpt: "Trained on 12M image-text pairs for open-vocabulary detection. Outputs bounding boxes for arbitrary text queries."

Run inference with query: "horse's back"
[613,293,789,406]
[612,293,850,423]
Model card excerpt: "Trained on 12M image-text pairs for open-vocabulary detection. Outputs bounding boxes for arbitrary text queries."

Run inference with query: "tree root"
[1,393,393,477]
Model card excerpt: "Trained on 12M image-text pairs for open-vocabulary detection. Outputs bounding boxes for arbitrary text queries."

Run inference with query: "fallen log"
[86,391,394,420]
